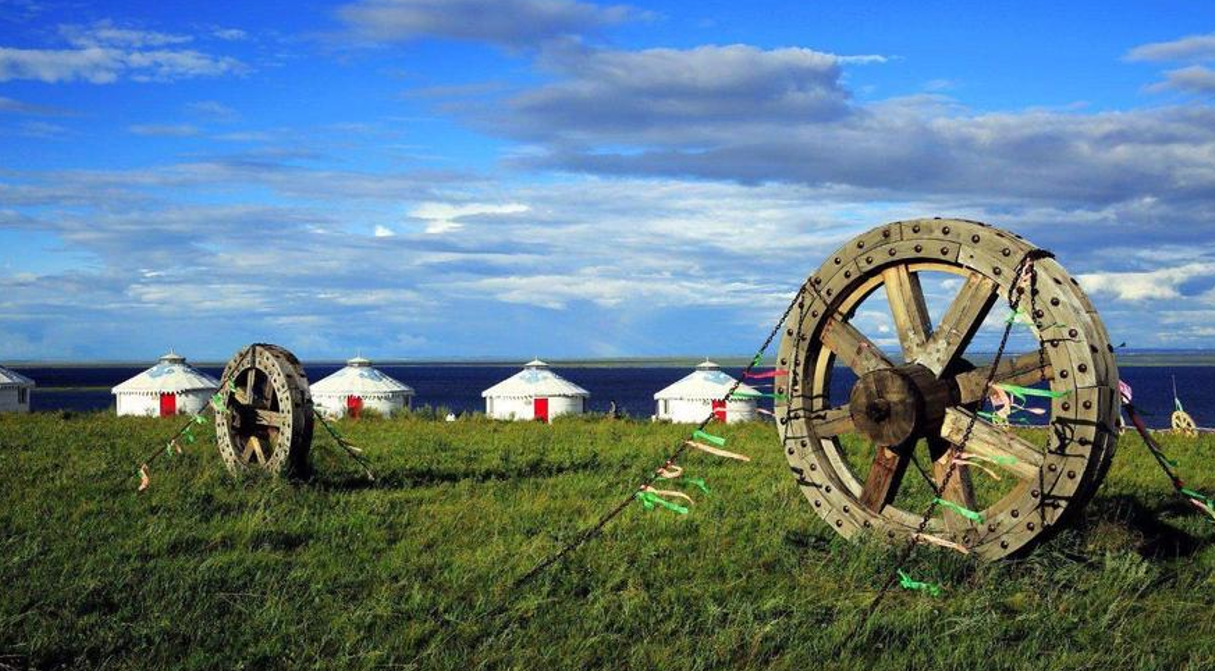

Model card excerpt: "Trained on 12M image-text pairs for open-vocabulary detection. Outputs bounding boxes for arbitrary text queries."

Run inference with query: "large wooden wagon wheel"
[214,343,314,476]
[775,218,1120,560]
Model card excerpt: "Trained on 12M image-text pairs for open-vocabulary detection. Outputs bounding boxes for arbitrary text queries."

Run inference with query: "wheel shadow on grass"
[1074,493,1207,559]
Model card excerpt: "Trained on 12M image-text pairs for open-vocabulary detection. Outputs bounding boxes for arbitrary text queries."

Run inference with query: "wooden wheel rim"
[775,218,1120,560]
[214,343,314,476]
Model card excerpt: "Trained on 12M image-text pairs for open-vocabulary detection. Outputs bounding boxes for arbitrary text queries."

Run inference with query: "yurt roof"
[654,359,757,400]
[111,351,220,395]
[311,356,414,396]
[0,365,34,388]
[481,359,590,398]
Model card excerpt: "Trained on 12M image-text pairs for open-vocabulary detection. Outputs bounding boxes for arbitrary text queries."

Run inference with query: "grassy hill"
[1,412,1214,670]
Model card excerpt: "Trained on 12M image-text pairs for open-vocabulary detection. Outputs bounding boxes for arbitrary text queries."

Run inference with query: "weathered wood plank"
[821,317,894,375]
[883,265,932,364]
[930,436,978,532]
[918,272,998,375]
[940,407,1044,480]
[859,444,910,513]
[954,351,1054,405]
[805,404,855,438]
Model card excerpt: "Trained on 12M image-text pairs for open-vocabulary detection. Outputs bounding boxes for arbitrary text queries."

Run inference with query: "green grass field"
[2,412,1215,670]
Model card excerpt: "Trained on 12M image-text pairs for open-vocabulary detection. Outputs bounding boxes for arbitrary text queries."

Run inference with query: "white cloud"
[212,28,249,41]
[59,21,193,48]
[336,0,633,47]
[488,44,853,144]
[128,123,201,137]
[1127,32,1215,62]
[0,21,247,84]
[1077,263,1215,301]
[185,100,239,121]
[410,201,529,234]
[0,96,72,116]
[1147,65,1215,95]
[373,224,395,237]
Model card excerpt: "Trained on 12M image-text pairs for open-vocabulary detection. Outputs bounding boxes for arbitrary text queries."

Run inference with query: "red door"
[159,393,176,417]
[534,397,549,423]
[347,395,363,419]
[712,400,727,423]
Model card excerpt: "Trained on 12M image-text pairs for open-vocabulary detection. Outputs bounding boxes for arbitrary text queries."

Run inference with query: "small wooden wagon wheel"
[1172,411,1198,438]
[775,218,1120,560]
[214,343,314,476]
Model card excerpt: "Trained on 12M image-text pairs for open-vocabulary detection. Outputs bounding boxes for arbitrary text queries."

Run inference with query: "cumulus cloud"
[1077,263,1215,301]
[0,20,247,83]
[410,201,529,234]
[488,44,854,144]
[1147,64,1215,95]
[59,21,193,48]
[450,41,1215,209]
[1127,32,1215,63]
[336,0,633,47]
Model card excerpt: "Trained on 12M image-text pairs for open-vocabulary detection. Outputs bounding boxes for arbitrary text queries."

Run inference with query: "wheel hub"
[848,364,951,446]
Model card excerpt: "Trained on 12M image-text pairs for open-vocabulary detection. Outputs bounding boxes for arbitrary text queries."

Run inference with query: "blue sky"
[2,0,1215,361]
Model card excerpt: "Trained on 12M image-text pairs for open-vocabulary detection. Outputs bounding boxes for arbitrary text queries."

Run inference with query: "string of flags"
[137,379,237,492]
[633,365,790,516]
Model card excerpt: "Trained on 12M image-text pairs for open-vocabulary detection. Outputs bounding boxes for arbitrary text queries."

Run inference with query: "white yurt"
[482,359,590,422]
[311,356,414,418]
[0,365,34,413]
[112,351,220,417]
[654,359,759,424]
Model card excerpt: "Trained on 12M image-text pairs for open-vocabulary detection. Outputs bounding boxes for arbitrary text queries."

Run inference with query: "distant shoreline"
[8,351,1215,368]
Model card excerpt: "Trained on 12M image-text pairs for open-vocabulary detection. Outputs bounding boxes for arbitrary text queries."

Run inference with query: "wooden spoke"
[245,368,257,406]
[859,443,911,513]
[821,317,894,375]
[929,437,978,531]
[940,407,1044,480]
[954,351,1054,405]
[806,404,854,438]
[262,373,274,408]
[241,435,267,464]
[254,409,287,428]
[918,272,998,376]
[883,265,932,364]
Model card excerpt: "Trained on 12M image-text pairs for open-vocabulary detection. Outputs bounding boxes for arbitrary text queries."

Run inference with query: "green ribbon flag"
[635,491,689,515]
[897,569,942,597]
[934,498,984,523]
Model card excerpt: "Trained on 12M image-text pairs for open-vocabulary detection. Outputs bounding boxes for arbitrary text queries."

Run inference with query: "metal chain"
[403,280,816,669]
[312,408,376,481]
[841,248,1054,642]
[510,279,813,589]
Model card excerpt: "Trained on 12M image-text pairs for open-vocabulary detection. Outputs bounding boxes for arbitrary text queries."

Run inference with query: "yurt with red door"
[653,359,758,423]
[482,359,589,422]
[112,351,220,417]
[311,356,414,419]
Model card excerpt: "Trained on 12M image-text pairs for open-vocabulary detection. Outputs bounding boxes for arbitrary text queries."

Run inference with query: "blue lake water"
[10,363,1213,429]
